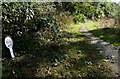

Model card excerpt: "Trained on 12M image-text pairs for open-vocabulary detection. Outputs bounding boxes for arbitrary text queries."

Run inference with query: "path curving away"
[80,25,120,77]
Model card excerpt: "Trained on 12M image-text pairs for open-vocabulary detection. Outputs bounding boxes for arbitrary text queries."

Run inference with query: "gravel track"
[80,25,120,77]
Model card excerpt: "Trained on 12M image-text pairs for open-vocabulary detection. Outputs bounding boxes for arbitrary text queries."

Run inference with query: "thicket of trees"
[2,2,119,58]
[63,2,119,22]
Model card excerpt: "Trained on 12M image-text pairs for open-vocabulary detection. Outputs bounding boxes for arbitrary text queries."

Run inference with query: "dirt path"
[80,25,120,77]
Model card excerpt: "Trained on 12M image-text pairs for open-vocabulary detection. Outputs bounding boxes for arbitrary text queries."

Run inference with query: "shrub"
[2,2,61,58]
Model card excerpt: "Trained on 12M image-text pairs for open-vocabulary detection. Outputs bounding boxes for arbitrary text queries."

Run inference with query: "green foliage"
[2,2,61,58]
[2,2,116,78]
[63,2,118,22]
[2,1,119,60]
[2,2,29,37]
[74,14,86,23]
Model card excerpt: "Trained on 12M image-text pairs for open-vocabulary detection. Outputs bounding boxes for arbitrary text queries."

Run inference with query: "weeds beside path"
[3,25,113,78]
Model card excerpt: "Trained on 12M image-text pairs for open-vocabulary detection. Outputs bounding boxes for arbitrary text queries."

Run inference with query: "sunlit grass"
[73,19,120,47]
[91,28,120,46]
[68,20,100,33]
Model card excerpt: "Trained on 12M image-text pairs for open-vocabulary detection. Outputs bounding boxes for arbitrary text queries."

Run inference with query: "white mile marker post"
[5,36,15,58]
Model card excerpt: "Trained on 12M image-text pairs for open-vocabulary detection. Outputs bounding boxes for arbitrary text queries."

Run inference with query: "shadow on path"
[80,25,120,77]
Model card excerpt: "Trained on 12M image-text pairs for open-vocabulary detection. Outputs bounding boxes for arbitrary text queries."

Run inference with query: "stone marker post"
[5,36,15,58]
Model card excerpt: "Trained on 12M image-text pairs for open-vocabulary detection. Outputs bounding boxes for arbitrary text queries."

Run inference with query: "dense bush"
[2,2,76,58]
[2,2,62,58]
